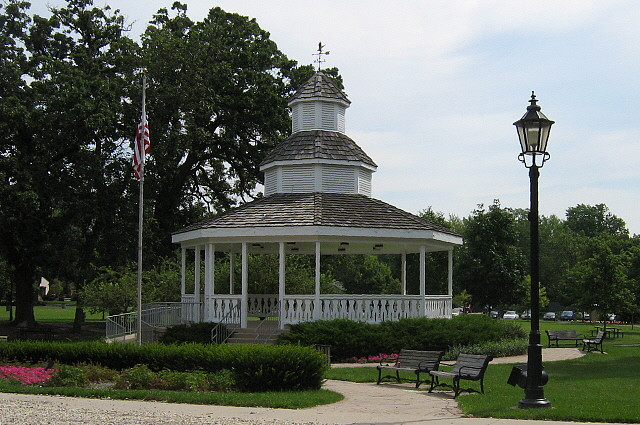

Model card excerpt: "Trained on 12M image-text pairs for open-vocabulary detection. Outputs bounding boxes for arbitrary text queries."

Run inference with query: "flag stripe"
[132,114,150,180]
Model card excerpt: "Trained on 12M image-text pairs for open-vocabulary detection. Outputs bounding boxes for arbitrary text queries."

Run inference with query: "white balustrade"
[182,293,452,326]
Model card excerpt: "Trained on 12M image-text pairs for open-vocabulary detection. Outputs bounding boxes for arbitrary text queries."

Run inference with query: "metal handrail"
[253,302,280,343]
[211,303,241,344]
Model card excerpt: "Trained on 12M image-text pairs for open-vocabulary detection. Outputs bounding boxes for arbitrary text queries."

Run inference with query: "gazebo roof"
[260,130,376,168]
[172,193,462,253]
[289,72,350,105]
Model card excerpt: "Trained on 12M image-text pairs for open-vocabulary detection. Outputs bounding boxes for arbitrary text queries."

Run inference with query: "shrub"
[159,323,217,344]
[278,315,524,360]
[116,364,159,390]
[47,365,87,387]
[0,341,326,391]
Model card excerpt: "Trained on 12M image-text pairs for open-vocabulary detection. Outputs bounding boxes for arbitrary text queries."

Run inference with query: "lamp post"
[514,92,554,408]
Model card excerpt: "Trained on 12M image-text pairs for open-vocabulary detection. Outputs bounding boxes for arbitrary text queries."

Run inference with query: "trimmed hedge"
[278,315,526,360]
[0,341,327,392]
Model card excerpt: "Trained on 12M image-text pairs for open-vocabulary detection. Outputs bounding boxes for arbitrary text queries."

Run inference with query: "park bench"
[376,349,443,388]
[428,353,492,398]
[545,329,582,347]
[583,331,605,353]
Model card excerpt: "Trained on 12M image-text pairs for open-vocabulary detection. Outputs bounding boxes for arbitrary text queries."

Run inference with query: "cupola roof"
[289,72,350,105]
[260,130,376,169]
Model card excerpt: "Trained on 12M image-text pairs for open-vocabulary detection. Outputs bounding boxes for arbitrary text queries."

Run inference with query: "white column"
[204,244,215,321]
[229,252,235,295]
[420,246,426,317]
[180,247,186,296]
[279,242,285,329]
[401,252,407,295]
[241,242,248,328]
[194,246,201,322]
[448,249,453,297]
[314,242,321,320]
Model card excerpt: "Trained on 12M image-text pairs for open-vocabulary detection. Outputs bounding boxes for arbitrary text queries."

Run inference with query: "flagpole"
[136,71,146,345]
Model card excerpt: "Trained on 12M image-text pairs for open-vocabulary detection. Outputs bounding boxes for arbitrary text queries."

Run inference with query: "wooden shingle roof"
[289,72,350,105]
[260,130,376,168]
[174,193,459,236]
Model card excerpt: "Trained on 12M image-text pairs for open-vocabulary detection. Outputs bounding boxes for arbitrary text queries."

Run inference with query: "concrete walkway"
[1,348,617,425]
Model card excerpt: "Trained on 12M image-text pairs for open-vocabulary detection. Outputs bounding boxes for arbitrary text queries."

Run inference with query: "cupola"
[260,72,377,197]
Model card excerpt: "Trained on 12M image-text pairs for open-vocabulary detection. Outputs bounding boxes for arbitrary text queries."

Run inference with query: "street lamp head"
[514,92,554,167]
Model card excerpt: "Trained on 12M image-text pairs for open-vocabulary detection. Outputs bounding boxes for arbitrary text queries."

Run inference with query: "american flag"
[132,114,150,180]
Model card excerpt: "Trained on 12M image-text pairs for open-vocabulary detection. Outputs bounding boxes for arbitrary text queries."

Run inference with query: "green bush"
[159,322,217,344]
[0,341,326,392]
[278,315,526,360]
[46,365,88,387]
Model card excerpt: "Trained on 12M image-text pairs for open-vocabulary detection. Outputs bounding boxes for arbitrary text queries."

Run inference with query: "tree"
[0,0,138,325]
[139,3,330,257]
[565,237,634,323]
[565,203,628,238]
[323,255,400,294]
[455,200,528,308]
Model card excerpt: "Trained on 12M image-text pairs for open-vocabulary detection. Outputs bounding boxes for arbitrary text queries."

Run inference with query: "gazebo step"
[226,326,288,345]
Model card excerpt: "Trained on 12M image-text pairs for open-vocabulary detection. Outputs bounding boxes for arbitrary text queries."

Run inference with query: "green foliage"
[46,364,88,387]
[455,201,528,308]
[0,340,326,391]
[323,255,400,294]
[565,203,628,238]
[159,322,215,345]
[80,259,182,316]
[278,316,525,360]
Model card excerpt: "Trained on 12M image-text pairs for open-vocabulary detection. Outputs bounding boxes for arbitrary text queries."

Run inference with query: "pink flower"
[0,365,57,386]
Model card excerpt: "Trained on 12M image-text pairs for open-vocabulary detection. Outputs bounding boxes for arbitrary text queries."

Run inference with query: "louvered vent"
[264,168,278,196]
[301,103,315,130]
[322,165,355,194]
[337,108,345,133]
[320,102,336,130]
[291,107,300,133]
[358,168,372,197]
[282,165,314,193]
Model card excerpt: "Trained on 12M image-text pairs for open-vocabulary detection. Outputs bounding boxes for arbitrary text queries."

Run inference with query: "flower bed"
[343,353,398,363]
[0,365,56,385]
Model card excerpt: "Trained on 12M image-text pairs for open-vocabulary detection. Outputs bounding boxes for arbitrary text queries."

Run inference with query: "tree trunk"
[13,262,36,326]
[73,306,84,333]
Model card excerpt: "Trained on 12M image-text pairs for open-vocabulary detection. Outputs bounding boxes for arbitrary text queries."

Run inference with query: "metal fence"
[106,302,202,342]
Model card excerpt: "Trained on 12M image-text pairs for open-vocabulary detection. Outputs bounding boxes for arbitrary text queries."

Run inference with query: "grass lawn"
[0,380,343,408]
[328,320,640,423]
[0,303,104,323]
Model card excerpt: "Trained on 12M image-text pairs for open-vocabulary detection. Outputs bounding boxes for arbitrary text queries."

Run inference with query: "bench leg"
[377,368,382,385]
[428,375,437,393]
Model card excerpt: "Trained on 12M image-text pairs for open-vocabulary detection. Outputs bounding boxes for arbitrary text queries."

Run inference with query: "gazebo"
[171,72,463,333]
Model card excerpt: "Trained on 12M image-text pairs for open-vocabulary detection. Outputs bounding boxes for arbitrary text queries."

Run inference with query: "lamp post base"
[519,397,551,409]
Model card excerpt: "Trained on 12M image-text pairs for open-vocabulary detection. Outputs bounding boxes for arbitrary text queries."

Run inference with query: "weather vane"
[313,42,330,71]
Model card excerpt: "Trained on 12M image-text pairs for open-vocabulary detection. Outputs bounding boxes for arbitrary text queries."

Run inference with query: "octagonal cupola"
[260,72,377,197]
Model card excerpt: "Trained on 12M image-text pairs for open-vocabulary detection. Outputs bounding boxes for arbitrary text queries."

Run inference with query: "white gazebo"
[171,72,463,332]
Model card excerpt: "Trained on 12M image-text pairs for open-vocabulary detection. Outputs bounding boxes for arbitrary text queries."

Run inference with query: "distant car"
[560,310,575,321]
[608,313,616,322]
[503,310,519,320]
[452,307,463,316]
[581,312,591,321]
[521,310,531,320]
[543,312,556,321]
[490,310,500,319]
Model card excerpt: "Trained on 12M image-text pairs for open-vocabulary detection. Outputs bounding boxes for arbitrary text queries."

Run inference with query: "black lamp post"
[514,92,554,408]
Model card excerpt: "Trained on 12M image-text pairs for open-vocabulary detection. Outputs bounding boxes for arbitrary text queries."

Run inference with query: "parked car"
[490,310,500,319]
[560,310,575,321]
[503,310,519,320]
[452,307,463,316]
[543,312,556,321]
[521,310,531,320]
[608,313,616,322]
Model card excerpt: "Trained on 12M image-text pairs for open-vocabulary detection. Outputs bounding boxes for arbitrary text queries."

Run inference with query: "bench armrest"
[379,354,398,366]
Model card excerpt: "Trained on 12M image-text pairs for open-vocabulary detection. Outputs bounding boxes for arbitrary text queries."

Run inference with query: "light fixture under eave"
[340,242,349,246]
[338,247,346,252]
[291,247,299,252]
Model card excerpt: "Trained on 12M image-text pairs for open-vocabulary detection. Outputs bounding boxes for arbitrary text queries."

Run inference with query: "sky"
[32,0,640,234]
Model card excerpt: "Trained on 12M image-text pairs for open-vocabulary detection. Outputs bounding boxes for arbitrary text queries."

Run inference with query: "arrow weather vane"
[313,42,330,71]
